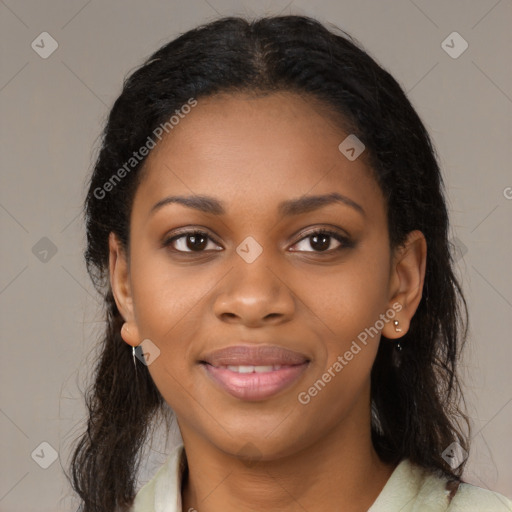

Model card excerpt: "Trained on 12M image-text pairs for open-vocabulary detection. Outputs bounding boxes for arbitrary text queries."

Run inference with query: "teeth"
[226,365,282,373]
[255,365,277,373]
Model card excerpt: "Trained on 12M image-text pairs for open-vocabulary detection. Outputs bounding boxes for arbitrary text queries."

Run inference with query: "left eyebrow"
[149,192,365,218]
[278,192,365,218]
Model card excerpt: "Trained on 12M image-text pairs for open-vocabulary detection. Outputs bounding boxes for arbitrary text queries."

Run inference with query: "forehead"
[132,91,384,221]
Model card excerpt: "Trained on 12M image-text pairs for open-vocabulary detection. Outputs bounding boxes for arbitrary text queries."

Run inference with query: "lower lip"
[201,363,309,401]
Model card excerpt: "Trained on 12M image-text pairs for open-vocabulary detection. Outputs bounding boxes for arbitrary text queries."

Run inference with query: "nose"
[212,251,295,327]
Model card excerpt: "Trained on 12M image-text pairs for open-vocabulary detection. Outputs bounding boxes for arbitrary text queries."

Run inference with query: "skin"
[109,91,427,511]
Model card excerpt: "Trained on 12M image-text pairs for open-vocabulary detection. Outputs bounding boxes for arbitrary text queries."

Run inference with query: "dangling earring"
[121,323,138,371]
[394,320,402,352]
[392,320,403,367]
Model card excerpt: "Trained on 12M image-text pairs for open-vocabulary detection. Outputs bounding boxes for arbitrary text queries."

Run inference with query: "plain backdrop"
[1,1,511,510]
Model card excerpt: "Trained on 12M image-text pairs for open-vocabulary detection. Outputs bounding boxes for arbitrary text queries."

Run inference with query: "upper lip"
[200,344,310,367]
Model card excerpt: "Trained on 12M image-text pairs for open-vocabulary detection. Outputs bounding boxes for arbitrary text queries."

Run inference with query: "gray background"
[1,0,511,510]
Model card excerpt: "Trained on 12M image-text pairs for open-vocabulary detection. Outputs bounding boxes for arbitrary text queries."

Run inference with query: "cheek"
[294,247,389,401]
[297,246,390,346]
[128,249,216,399]
[129,246,212,341]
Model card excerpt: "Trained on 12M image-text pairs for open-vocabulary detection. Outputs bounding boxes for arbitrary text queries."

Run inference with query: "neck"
[180,414,396,511]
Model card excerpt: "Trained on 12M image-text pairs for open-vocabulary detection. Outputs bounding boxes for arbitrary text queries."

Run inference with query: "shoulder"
[131,476,157,512]
[412,461,512,512]
[448,481,512,511]
[369,458,512,512]
[130,443,186,512]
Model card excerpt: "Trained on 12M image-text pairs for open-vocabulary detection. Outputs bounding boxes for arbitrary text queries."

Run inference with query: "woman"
[68,14,512,512]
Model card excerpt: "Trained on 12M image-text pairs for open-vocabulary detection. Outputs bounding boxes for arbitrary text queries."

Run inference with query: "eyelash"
[162,227,353,255]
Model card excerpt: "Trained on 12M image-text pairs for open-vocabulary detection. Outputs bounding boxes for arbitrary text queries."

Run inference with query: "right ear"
[108,232,140,348]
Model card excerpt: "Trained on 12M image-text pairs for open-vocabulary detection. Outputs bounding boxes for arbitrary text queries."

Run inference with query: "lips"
[200,344,309,367]
[199,344,310,401]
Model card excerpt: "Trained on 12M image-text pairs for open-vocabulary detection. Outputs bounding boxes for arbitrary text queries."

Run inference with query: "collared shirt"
[131,443,512,511]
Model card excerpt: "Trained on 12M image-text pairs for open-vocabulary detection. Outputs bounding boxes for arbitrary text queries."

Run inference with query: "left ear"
[382,230,427,339]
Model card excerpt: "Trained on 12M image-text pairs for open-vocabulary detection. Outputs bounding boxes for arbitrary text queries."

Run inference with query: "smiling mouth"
[198,344,310,401]
[200,362,310,401]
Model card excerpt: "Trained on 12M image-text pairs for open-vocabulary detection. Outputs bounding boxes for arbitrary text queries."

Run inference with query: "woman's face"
[111,91,423,461]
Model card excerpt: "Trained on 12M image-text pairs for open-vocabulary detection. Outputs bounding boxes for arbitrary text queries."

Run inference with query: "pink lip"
[201,362,309,401]
[200,344,309,367]
[199,344,310,401]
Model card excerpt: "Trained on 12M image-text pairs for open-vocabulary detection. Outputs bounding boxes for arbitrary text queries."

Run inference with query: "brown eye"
[163,231,222,253]
[290,229,352,253]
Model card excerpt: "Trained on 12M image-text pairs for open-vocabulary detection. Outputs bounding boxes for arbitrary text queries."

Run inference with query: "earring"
[392,320,403,367]
[132,346,137,370]
[122,323,138,371]
[394,320,403,351]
